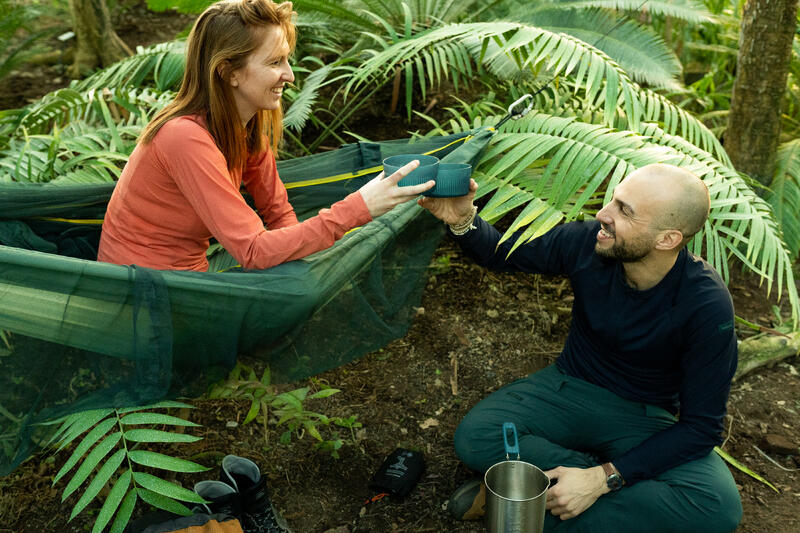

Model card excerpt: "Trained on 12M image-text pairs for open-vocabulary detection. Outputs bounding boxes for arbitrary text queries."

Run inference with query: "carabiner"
[507,94,534,120]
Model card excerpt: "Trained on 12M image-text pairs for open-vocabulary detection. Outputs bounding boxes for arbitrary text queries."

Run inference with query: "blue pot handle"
[503,422,520,460]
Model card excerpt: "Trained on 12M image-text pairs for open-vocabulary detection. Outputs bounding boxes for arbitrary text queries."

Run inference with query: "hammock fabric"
[0,128,494,475]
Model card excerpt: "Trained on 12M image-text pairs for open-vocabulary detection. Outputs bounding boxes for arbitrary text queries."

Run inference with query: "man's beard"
[595,236,653,262]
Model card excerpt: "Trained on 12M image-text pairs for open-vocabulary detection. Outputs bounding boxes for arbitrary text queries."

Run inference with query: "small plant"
[48,401,208,533]
[207,362,360,457]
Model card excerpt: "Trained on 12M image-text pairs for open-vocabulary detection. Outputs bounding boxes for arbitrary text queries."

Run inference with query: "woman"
[98,0,432,271]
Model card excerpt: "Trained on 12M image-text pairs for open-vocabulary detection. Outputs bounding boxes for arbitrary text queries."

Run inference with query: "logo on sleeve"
[717,320,734,332]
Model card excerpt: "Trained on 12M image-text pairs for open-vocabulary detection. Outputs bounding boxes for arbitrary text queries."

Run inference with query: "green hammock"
[0,128,494,475]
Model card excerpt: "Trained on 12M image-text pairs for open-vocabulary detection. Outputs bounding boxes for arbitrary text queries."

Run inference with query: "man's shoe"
[447,478,486,521]
[193,480,242,518]
[221,455,292,533]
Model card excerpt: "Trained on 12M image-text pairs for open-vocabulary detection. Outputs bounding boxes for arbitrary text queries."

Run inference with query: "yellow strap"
[284,135,472,189]
[34,217,104,224]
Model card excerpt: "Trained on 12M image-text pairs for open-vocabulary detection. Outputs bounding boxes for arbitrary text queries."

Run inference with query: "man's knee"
[453,411,496,472]
[703,483,742,533]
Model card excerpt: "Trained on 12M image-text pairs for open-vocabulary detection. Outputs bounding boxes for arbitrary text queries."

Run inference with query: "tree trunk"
[67,0,132,78]
[723,0,799,186]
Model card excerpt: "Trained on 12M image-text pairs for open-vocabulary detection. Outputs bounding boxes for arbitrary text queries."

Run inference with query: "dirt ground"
[1,240,798,533]
[0,2,799,532]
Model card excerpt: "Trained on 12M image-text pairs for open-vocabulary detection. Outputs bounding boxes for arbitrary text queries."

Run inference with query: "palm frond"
[0,121,139,184]
[636,83,731,165]
[555,0,715,24]
[766,138,800,260]
[292,0,380,32]
[345,22,643,124]
[73,41,186,92]
[523,7,683,89]
[435,112,797,321]
[7,87,172,143]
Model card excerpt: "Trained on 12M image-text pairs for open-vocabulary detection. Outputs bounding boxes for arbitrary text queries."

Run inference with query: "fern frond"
[283,64,336,131]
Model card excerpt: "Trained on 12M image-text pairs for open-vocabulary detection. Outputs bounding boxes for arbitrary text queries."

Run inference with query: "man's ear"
[655,229,684,251]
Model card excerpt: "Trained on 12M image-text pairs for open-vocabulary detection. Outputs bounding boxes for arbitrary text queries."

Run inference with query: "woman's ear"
[217,61,238,87]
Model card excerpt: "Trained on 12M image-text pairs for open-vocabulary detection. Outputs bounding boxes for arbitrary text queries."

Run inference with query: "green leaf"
[243,398,261,425]
[70,448,126,521]
[260,367,271,386]
[61,432,122,502]
[714,446,779,493]
[109,488,137,533]
[137,488,193,516]
[54,418,118,485]
[132,472,206,503]
[92,470,131,533]
[51,409,113,449]
[304,421,323,441]
[123,429,202,444]
[309,388,340,400]
[128,450,209,473]
[120,413,199,427]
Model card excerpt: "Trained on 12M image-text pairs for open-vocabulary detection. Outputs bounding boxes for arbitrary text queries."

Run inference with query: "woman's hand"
[417,179,478,224]
[359,160,435,218]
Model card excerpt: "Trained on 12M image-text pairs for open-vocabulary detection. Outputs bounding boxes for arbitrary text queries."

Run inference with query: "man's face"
[594,173,662,262]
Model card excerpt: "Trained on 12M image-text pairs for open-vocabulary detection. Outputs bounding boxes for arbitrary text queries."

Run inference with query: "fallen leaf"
[419,418,439,429]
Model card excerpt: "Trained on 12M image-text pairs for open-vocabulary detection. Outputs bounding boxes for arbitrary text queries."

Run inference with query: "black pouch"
[369,448,425,498]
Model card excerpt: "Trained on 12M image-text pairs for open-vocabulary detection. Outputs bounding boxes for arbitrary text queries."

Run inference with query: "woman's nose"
[283,63,295,83]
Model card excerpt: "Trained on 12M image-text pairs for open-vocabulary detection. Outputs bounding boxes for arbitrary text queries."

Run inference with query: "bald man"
[419,164,742,532]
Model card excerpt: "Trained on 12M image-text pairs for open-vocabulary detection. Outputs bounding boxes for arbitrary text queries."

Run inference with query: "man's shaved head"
[626,164,710,242]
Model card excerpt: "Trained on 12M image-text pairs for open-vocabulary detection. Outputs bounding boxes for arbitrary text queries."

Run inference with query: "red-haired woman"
[98,0,432,271]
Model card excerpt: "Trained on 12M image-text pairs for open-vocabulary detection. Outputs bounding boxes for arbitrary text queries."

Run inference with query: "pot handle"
[502,422,520,460]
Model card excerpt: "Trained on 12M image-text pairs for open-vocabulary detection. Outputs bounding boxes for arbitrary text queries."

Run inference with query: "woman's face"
[229,25,294,124]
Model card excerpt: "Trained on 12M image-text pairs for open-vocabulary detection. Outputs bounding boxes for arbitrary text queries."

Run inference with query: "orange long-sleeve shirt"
[98,115,372,271]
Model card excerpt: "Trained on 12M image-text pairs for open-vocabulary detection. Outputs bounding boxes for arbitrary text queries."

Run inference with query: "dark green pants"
[454,365,742,532]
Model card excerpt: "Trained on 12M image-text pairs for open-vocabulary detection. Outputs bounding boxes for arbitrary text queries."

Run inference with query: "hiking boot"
[221,455,292,533]
[193,480,242,518]
[447,478,486,520]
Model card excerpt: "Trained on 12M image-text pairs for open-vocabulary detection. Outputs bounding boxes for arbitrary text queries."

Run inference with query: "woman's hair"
[141,0,296,172]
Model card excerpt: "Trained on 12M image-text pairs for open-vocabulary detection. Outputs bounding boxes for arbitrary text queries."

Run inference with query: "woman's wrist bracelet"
[448,205,478,235]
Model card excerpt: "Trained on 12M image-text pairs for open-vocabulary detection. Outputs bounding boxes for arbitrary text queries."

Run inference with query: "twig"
[753,444,799,472]
[450,352,458,396]
[720,415,734,450]
[423,96,439,114]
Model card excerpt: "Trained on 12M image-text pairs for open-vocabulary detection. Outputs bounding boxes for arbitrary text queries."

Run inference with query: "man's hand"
[544,465,609,520]
[417,179,479,224]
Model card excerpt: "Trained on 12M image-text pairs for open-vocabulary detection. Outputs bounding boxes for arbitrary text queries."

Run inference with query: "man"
[418,164,743,532]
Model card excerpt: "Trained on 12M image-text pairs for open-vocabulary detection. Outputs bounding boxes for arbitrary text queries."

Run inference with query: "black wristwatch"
[602,462,624,491]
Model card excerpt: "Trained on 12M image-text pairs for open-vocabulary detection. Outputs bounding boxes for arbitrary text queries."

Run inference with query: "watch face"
[607,473,623,491]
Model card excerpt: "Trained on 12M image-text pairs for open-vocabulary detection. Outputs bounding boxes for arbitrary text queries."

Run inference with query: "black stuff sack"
[369,448,425,498]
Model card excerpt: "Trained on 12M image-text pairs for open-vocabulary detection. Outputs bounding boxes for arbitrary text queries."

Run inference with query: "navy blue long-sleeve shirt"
[453,218,737,484]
